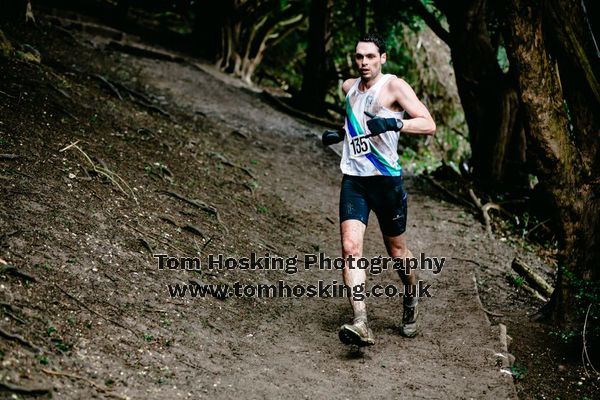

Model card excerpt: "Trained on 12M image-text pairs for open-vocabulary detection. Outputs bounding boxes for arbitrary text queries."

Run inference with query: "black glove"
[364,111,403,135]
[322,129,344,146]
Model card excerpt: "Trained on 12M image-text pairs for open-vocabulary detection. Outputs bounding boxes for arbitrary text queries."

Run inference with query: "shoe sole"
[339,326,374,347]
[400,322,418,338]
[400,329,418,338]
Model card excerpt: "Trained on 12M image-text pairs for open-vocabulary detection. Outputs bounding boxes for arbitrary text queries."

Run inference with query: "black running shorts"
[339,174,408,237]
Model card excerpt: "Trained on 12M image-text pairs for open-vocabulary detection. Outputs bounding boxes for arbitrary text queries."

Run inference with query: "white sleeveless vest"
[341,74,404,176]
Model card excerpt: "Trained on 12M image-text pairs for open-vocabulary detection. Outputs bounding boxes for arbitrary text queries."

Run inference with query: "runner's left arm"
[391,78,436,136]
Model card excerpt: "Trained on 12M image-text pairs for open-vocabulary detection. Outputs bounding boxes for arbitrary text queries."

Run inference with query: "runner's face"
[355,42,386,81]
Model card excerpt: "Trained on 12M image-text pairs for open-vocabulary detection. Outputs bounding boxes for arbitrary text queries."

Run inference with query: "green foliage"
[543,266,600,346]
[549,328,579,344]
[432,124,471,167]
[505,273,525,287]
[53,339,72,353]
[496,45,509,73]
[259,28,308,90]
[563,267,600,338]
[34,262,51,270]
[510,362,527,380]
[399,146,441,175]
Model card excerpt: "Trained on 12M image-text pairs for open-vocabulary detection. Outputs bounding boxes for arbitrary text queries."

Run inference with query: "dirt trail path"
[0,24,521,399]
[129,58,518,399]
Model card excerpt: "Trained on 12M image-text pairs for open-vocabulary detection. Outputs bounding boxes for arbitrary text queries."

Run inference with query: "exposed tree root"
[53,284,137,336]
[161,190,228,233]
[0,264,37,282]
[207,151,256,179]
[40,368,128,400]
[0,380,52,396]
[0,327,42,353]
[468,188,493,238]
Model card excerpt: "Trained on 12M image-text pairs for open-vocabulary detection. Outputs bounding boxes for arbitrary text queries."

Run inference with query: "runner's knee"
[342,239,361,257]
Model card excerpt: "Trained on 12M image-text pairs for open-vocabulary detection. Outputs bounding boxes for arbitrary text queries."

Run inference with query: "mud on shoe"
[339,318,375,347]
[400,303,419,338]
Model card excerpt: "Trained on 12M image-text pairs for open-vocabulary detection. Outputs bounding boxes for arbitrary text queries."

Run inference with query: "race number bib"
[349,136,371,158]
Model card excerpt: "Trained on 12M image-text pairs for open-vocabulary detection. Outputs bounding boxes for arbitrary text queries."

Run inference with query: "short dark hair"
[357,32,387,55]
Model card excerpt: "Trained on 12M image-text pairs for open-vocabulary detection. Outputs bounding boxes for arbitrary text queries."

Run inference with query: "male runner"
[322,33,436,346]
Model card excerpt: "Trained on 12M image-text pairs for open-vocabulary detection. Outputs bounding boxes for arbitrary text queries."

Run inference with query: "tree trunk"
[193,0,232,60]
[357,0,368,36]
[502,0,599,330]
[434,0,527,192]
[296,0,333,115]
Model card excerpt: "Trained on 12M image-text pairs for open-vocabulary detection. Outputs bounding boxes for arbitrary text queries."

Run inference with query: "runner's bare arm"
[342,78,357,95]
[322,79,355,145]
[391,78,436,135]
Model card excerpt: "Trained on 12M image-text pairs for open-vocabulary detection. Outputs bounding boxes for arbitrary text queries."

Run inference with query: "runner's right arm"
[321,79,357,146]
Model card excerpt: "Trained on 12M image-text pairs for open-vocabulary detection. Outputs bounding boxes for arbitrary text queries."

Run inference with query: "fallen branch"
[0,327,42,353]
[511,257,553,298]
[40,368,127,400]
[0,380,52,395]
[519,282,548,302]
[59,141,138,204]
[0,154,19,160]
[424,176,476,209]
[468,189,493,239]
